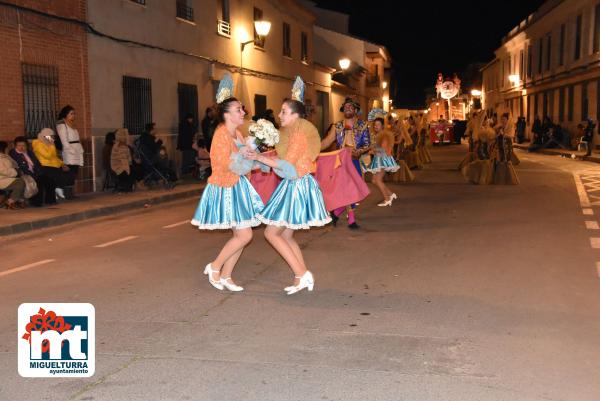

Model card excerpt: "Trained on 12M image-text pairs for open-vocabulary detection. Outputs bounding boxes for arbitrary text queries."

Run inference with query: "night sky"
[314,0,547,109]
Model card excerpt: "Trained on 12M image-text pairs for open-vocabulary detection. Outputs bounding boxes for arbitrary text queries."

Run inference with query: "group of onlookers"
[0,105,82,210]
[528,115,595,155]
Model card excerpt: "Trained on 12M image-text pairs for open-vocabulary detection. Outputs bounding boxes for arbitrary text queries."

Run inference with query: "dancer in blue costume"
[191,74,264,292]
[249,76,331,295]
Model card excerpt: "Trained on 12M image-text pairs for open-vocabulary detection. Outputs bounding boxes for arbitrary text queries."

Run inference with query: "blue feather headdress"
[216,73,234,104]
[291,76,305,103]
[368,108,387,122]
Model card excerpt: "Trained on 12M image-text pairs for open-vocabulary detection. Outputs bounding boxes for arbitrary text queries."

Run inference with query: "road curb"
[0,188,201,237]
[514,143,600,162]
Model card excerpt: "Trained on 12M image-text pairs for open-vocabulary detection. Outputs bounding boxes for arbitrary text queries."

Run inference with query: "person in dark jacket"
[201,106,217,151]
[177,113,197,175]
[9,136,56,206]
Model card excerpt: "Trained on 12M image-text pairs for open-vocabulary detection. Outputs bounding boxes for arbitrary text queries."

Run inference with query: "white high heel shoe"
[220,277,243,292]
[390,193,397,200]
[284,276,302,292]
[377,198,392,207]
[203,263,224,290]
[285,271,314,295]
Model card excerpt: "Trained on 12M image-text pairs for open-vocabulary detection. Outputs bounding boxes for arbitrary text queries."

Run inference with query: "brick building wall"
[0,0,92,192]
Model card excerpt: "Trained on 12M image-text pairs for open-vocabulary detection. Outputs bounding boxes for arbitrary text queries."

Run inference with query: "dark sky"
[314,0,546,109]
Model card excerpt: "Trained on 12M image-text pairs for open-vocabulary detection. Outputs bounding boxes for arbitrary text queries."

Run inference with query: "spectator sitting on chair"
[9,136,56,206]
[103,131,115,173]
[32,128,72,200]
[110,128,134,192]
[139,122,163,166]
[0,141,26,209]
[192,138,211,180]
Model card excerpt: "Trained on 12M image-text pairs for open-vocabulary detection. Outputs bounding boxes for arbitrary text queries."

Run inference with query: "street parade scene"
[2,1,600,400]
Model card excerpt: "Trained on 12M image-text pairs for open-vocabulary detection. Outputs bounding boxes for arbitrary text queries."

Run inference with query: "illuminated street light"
[471,89,482,97]
[254,20,271,37]
[339,58,351,70]
[241,20,271,52]
[508,74,520,84]
[382,81,388,89]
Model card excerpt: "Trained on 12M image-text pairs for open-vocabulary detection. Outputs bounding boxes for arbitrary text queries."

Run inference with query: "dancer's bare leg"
[282,228,307,284]
[209,228,253,282]
[373,172,392,200]
[264,225,306,278]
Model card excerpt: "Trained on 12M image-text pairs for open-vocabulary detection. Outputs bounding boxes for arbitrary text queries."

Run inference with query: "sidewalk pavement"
[0,180,204,237]
[513,142,600,163]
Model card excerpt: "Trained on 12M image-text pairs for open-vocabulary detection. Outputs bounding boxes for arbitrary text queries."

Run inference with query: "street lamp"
[338,58,351,70]
[241,20,272,52]
[471,89,482,97]
[382,81,388,89]
[508,74,520,85]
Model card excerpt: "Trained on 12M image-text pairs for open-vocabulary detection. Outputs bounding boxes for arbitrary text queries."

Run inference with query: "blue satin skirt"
[191,176,264,230]
[364,155,400,173]
[257,174,332,230]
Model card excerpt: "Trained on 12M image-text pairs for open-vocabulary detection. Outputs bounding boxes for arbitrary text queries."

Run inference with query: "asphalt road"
[1,145,600,401]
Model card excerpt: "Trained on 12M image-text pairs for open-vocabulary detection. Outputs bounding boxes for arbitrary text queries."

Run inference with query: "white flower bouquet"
[248,119,280,152]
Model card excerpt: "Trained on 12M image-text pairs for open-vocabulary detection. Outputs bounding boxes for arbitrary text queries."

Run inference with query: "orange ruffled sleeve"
[207,125,240,187]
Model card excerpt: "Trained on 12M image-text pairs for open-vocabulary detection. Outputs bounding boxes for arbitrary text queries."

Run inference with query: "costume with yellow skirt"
[489,134,519,185]
[462,126,495,185]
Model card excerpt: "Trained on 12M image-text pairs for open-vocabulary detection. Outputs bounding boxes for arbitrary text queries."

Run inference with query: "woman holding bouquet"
[191,73,264,292]
[249,76,331,295]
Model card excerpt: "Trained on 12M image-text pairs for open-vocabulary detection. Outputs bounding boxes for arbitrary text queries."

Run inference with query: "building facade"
[482,0,600,146]
[0,0,93,191]
[87,0,324,190]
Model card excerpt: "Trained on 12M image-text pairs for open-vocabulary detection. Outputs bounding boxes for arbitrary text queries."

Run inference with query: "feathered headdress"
[291,75,305,103]
[216,73,234,104]
[367,108,387,122]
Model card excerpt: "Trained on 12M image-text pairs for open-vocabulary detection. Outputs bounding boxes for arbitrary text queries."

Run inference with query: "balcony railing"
[176,1,194,22]
[217,19,231,37]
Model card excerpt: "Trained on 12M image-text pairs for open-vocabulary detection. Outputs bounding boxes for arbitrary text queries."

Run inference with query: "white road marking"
[93,236,138,248]
[583,208,594,215]
[162,220,190,229]
[586,221,600,230]
[573,172,591,207]
[0,259,56,278]
[590,238,600,249]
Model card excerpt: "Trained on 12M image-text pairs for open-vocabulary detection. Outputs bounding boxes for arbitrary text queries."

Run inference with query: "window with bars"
[176,0,194,22]
[254,7,265,48]
[545,33,551,71]
[559,24,565,66]
[122,76,152,135]
[575,14,582,60]
[595,5,600,53]
[301,32,308,63]
[527,45,533,78]
[567,85,574,121]
[177,83,198,124]
[283,22,291,57]
[22,63,60,139]
[559,86,565,122]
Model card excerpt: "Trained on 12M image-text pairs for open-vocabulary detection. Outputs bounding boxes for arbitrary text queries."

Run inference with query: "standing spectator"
[177,113,197,175]
[103,131,116,173]
[0,141,26,209]
[110,128,134,192]
[32,128,72,200]
[56,105,84,199]
[9,136,56,206]
[583,119,595,156]
[201,106,217,151]
[516,117,526,144]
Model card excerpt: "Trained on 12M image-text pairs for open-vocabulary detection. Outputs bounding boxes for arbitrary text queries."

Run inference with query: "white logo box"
[18,303,95,378]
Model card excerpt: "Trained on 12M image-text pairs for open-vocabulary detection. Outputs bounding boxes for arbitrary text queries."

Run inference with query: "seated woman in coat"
[9,136,56,206]
[0,141,26,209]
